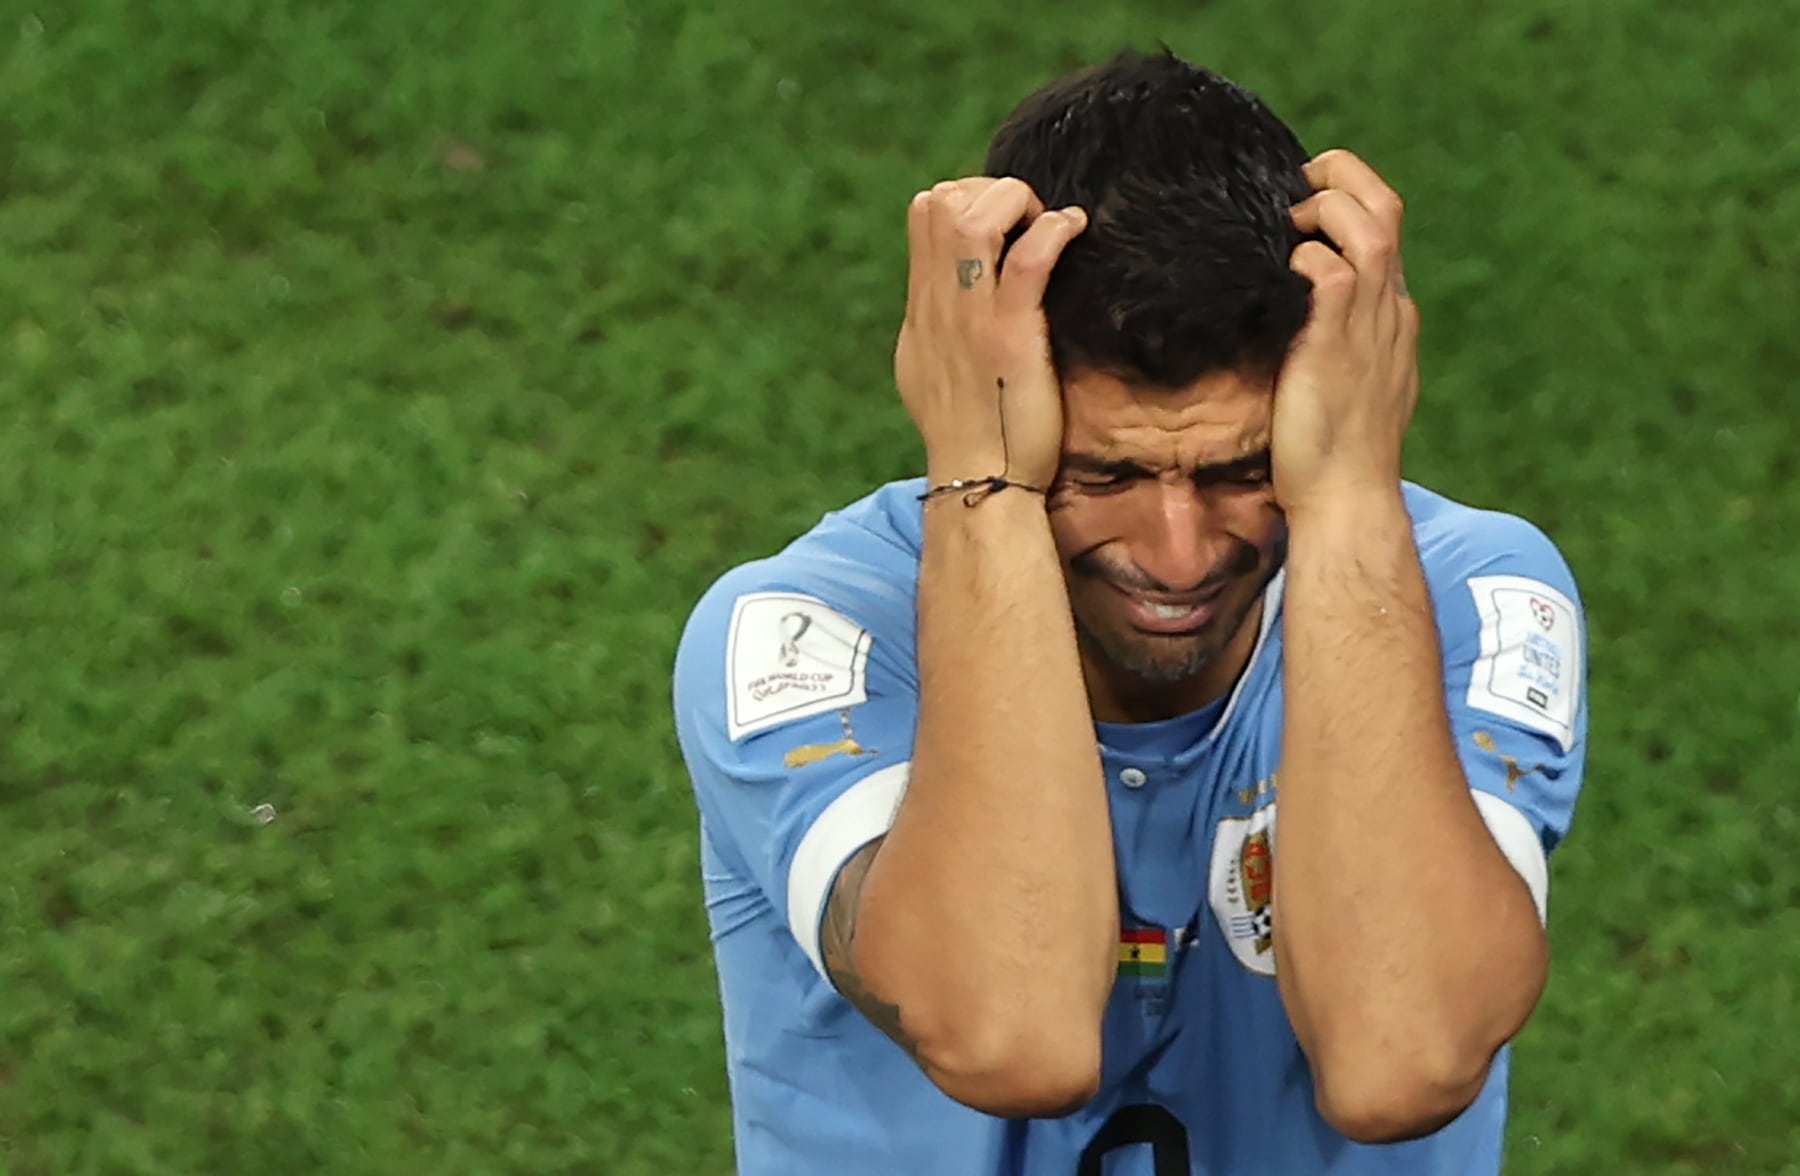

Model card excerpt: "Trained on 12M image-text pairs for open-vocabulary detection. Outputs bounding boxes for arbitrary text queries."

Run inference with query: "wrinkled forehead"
[1061,368,1273,468]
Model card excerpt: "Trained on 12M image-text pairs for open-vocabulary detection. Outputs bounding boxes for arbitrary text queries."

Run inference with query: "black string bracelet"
[917,475,1046,507]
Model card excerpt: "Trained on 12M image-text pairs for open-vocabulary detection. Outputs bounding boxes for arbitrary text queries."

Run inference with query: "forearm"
[858,490,1116,1074]
[1274,489,1546,1133]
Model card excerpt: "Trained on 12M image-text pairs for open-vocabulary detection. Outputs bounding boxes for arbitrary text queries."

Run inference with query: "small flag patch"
[1118,927,1168,978]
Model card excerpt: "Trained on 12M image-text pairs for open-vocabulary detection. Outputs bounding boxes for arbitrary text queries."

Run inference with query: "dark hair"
[985,49,1317,386]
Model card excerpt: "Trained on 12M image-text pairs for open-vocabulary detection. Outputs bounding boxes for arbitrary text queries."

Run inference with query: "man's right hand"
[819,181,1115,1121]
[892,178,1089,491]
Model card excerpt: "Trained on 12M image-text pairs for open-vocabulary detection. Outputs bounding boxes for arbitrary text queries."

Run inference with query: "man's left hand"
[1271,150,1421,517]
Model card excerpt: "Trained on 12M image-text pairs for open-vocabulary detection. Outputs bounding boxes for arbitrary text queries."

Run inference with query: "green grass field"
[2,0,1797,1172]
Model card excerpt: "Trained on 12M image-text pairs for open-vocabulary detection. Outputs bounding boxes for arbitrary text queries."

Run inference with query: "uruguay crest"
[1208,802,1278,976]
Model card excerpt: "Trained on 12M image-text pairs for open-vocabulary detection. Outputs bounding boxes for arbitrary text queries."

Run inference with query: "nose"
[1128,480,1223,594]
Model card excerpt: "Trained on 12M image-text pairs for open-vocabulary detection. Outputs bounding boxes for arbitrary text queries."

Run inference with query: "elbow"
[1304,958,1544,1143]
[919,1018,1104,1118]
[1317,1082,1480,1146]
[854,927,1112,1118]
[1312,1040,1497,1144]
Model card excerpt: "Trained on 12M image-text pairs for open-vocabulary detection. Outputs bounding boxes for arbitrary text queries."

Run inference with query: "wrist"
[1282,479,1410,538]
[925,456,1045,488]
[919,477,1052,534]
[924,432,1062,487]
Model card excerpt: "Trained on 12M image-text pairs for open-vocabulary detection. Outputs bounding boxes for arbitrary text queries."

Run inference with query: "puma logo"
[1472,730,1549,791]
[783,709,879,769]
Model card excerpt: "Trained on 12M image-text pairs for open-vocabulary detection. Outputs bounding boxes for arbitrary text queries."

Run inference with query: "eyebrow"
[1061,447,1272,481]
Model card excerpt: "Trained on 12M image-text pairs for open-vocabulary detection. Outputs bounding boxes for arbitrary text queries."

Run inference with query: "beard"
[1068,532,1287,686]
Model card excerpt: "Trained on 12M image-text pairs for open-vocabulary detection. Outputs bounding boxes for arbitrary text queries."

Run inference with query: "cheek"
[1221,494,1286,554]
[1047,496,1116,563]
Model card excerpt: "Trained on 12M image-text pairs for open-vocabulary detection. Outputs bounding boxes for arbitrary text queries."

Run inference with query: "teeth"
[1149,602,1196,619]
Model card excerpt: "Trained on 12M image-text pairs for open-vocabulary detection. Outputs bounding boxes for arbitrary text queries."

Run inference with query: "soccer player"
[671,49,1586,1175]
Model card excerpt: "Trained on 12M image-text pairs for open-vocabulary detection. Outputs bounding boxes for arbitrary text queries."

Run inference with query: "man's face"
[1048,368,1288,718]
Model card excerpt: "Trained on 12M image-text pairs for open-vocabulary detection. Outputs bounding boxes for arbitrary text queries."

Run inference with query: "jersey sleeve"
[672,570,919,979]
[1430,512,1590,923]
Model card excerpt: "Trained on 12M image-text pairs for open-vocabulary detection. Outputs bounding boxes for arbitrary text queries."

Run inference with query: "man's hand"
[1271,150,1420,516]
[1269,153,1553,1143]
[810,180,1114,1119]
[893,178,1088,489]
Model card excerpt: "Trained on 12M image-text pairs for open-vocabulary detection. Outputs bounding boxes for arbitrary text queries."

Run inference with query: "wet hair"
[985,48,1318,385]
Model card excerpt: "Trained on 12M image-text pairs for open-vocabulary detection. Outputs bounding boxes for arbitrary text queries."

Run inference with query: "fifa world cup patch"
[1464,575,1582,751]
[1208,802,1278,977]
[725,593,873,741]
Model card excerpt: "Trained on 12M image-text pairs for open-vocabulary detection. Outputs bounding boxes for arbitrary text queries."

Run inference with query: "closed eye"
[1057,449,1272,492]
[1218,465,1269,487]
[1068,473,1137,493]
[1197,451,1273,489]
[1058,455,1154,493]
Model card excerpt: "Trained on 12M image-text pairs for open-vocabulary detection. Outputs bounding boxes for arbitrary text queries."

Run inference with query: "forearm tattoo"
[821,837,921,1061]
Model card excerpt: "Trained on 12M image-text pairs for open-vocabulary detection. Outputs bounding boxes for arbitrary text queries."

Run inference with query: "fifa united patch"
[1464,575,1582,752]
[1208,802,1278,977]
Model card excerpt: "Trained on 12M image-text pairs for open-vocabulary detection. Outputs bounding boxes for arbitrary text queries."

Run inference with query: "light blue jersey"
[672,478,1587,1176]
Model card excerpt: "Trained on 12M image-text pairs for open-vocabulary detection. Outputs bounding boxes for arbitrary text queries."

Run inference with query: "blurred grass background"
[2,0,1796,1172]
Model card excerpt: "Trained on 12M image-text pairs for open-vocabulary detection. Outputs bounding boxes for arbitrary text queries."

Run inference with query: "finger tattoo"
[956,258,983,289]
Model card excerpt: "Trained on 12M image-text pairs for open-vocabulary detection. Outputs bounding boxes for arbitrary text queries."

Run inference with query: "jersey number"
[1076,1103,1190,1175]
